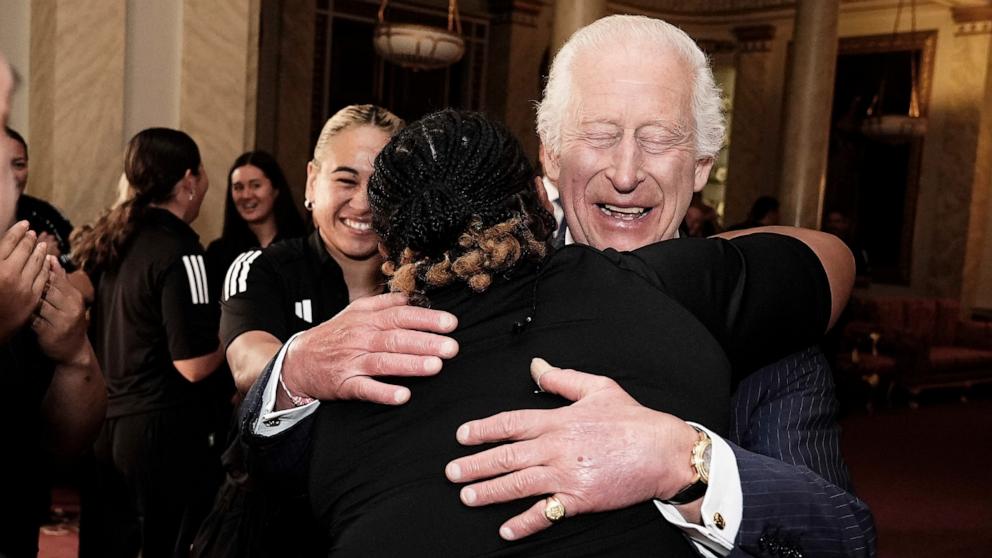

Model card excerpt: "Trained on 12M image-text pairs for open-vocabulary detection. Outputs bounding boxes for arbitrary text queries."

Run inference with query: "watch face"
[700,443,712,480]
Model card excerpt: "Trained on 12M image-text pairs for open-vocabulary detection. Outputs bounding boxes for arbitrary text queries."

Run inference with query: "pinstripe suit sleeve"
[728,347,877,557]
[239,359,314,484]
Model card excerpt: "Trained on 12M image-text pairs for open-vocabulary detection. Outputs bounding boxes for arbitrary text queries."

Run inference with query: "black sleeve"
[204,239,233,304]
[220,250,289,347]
[160,252,220,360]
[629,234,831,372]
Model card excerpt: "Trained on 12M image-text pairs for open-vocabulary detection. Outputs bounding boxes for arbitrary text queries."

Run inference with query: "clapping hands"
[31,254,87,365]
[0,221,51,341]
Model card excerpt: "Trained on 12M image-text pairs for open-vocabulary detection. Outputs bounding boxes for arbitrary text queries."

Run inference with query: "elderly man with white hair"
[242,15,875,558]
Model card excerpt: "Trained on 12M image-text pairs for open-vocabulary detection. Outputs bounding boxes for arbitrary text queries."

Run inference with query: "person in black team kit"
[205,150,306,303]
[0,52,106,558]
[191,105,403,558]
[295,110,854,556]
[221,105,403,394]
[74,128,225,558]
[4,127,75,267]
[199,150,307,505]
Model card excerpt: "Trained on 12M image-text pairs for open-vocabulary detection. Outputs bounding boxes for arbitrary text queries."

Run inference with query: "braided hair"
[369,110,556,300]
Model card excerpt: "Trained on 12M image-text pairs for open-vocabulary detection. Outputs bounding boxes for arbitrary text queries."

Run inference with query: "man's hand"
[0,221,50,341]
[444,358,700,541]
[32,256,88,365]
[279,292,459,409]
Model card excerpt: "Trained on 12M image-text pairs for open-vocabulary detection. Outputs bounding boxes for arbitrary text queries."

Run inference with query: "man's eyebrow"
[576,117,620,127]
[637,119,693,139]
[330,166,359,175]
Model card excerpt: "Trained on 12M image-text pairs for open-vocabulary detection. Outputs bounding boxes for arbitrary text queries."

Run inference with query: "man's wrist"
[660,420,706,501]
[274,332,311,411]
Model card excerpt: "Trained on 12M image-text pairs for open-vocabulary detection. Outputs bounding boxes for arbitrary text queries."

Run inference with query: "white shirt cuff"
[253,332,321,437]
[654,423,742,557]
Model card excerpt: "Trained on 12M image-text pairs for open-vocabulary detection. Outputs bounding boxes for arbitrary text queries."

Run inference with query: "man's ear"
[377,242,389,259]
[693,157,715,193]
[540,143,561,182]
[533,176,554,215]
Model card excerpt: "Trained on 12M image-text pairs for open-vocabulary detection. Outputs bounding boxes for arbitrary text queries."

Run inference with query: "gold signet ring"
[543,496,566,523]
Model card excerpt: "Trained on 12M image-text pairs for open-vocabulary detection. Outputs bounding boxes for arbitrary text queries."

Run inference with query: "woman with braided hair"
[305,109,852,556]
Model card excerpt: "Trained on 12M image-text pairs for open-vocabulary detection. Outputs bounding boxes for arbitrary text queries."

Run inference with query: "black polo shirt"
[220,230,350,348]
[90,207,220,418]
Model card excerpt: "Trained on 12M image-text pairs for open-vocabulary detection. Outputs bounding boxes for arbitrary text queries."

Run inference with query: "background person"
[0,52,106,558]
[4,126,75,267]
[204,150,306,303]
[75,128,224,558]
[201,150,307,471]
[727,195,780,231]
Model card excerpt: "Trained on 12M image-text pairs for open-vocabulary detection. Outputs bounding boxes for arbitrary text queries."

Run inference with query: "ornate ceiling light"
[373,0,465,71]
[861,0,928,142]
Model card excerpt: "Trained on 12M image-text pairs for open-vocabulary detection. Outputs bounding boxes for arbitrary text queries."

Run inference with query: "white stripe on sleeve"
[224,251,251,301]
[195,255,209,304]
[189,254,206,304]
[181,256,201,304]
[236,251,263,295]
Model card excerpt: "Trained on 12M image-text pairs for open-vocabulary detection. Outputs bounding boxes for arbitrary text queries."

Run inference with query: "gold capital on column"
[778,0,839,229]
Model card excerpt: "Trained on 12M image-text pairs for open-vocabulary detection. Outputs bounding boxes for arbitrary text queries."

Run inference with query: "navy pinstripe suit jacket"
[727,347,876,557]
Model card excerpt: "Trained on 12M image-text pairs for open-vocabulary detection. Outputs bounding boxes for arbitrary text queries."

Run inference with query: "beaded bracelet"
[278,373,315,407]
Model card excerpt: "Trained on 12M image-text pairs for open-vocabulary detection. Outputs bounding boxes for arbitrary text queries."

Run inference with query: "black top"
[205,232,292,304]
[308,234,831,557]
[90,208,220,418]
[0,329,55,556]
[17,193,75,271]
[220,230,350,348]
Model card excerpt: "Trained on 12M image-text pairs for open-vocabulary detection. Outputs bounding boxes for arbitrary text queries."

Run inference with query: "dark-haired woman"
[304,110,853,556]
[204,150,306,302]
[74,128,225,558]
[200,151,305,484]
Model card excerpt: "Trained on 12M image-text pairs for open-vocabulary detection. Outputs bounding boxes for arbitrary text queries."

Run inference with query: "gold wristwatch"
[661,426,712,505]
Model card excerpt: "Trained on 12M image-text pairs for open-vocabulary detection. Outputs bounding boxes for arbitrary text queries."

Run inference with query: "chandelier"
[861,0,928,142]
[373,0,465,71]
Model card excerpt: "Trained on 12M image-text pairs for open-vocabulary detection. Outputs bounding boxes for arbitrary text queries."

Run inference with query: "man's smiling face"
[544,44,713,252]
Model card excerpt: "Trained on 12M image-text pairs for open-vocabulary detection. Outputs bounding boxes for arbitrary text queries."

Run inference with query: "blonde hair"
[536,15,725,159]
[312,104,404,167]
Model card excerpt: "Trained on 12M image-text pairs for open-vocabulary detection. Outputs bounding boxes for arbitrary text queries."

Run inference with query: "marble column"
[180,0,261,241]
[29,0,126,227]
[777,0,839,229]
[953,8,992,312]
[551,0,605,54]
[486,0,552,162]
[724,25,782,226]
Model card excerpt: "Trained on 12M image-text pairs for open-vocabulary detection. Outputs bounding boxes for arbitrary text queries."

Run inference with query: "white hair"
[536,15,725,159]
